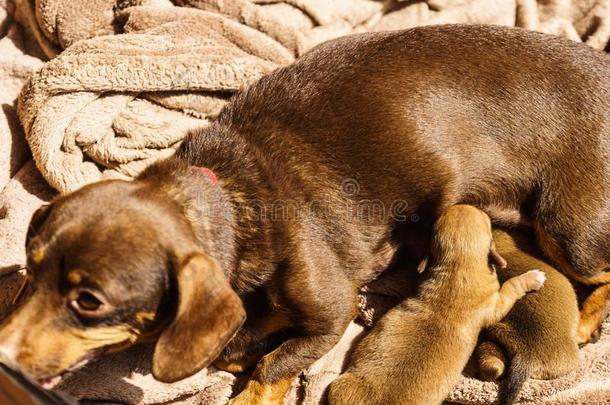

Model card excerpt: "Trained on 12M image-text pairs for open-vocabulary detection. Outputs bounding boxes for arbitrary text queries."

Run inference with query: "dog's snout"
[0,305,34,370]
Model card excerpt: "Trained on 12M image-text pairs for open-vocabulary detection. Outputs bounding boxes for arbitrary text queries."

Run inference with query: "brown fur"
[328,205,545,405]
[0,25,608,401]
[473,229,579,405]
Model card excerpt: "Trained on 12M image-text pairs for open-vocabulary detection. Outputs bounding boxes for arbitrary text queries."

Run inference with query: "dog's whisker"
[12,274,30,305]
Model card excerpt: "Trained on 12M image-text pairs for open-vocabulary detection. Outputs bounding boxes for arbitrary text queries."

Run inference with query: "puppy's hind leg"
[328,373,381,405]
[474,340,507,381]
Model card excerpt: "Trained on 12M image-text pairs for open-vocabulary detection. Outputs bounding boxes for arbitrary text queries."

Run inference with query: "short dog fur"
[0,25,608,403]
[327,205,545,405]
[473,229,579,405]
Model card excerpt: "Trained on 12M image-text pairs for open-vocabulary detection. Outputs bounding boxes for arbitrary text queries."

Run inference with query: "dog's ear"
[152,252,246,382]
[416,256,429,273]
[488,241,507,269]
[26,204,52,249]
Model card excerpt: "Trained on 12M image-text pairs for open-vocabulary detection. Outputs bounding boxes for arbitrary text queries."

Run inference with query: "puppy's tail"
[500,355,530,405]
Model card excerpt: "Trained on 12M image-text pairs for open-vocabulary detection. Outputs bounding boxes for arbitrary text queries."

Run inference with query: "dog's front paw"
[229,378,291,405]
[521,269,546,292]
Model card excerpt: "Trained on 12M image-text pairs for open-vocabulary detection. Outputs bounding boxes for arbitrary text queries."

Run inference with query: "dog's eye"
[71,291,103,313]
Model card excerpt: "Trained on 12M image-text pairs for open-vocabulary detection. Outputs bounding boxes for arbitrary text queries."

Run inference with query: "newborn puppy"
[474,229,579,405]
[328,205,545,405]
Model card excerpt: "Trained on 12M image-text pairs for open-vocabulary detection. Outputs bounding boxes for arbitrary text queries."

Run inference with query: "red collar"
[193,166,218,185]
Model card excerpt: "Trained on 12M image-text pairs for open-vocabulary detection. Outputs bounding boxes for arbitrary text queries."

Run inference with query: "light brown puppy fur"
[328,205,545,405]
[474,229,579,405]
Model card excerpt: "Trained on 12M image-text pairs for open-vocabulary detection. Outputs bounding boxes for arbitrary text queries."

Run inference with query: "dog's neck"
[140,140,280,292]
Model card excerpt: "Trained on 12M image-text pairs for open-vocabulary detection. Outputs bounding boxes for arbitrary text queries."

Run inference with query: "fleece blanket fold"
[0,0,42,194]
[17,3,294,192]
[1,1,610,404]
[16,0,610,194]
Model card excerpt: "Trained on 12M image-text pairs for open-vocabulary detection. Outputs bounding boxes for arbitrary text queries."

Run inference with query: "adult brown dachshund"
[0,24,608,403]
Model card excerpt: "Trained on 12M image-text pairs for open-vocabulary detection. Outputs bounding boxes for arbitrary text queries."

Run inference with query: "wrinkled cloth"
[1,0,610,404]
[18,0,610,194]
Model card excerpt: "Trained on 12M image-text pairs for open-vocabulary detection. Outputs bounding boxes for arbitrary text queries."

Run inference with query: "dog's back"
[217,24,609,207]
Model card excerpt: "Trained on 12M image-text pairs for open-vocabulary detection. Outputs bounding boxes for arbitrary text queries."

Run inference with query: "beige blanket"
[1,0,610,404]
[15,0,610,194]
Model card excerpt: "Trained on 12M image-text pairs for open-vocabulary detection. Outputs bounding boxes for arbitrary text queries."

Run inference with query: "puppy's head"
[418,204,506,273]
[0,180,245,385]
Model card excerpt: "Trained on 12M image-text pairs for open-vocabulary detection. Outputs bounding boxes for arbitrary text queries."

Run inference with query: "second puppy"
[328,205,545,405]
[473,229,579,405]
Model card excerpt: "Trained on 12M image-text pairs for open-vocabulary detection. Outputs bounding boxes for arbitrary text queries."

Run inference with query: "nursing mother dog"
[0,24,609,404]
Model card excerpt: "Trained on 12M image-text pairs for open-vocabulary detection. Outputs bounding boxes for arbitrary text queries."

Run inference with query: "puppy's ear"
[26,204,52,249]
[488,241,507,269]
[417,256,429,273]
[152,252,246,382]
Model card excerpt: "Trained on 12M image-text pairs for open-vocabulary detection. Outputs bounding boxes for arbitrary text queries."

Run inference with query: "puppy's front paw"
[522,269,546,292]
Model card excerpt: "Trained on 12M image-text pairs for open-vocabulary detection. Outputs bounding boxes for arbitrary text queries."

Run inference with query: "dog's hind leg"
[577,283,610,345]
[534,220,610,344]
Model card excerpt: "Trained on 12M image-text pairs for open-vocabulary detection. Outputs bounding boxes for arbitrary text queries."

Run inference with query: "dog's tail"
[500,355,530,405]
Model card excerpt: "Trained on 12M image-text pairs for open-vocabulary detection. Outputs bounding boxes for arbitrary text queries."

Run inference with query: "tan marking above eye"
[31,247,45,264]
[135,311,156,324]
[67,271,83,285]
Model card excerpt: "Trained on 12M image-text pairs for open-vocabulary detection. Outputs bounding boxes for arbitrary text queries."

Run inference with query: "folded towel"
[517,0,610,50]
[17,3,297,192]
[56,344,236,405]
[19,0,610,194]
[0,161,55,274]
[0,0,43,192]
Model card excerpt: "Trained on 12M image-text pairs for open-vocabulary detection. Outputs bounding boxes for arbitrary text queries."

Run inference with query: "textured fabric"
[15,0,610,194]
[1,1,609,404]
